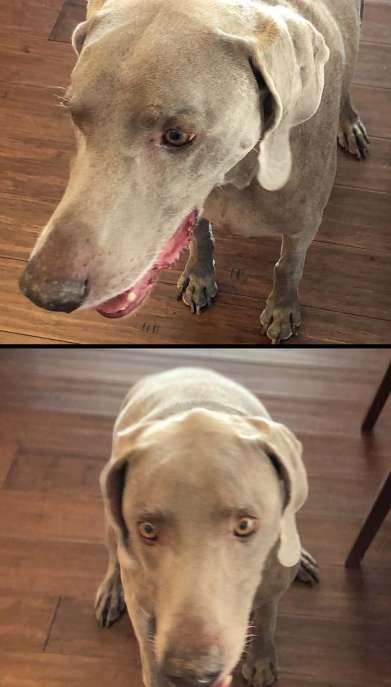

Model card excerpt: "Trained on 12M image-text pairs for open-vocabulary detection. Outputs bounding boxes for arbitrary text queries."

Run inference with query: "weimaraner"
[20,0,368,342]
[95,367,319,687]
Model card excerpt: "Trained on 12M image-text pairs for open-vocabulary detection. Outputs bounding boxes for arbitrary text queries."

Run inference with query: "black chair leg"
[361,363,391,433]
[345,472,391,568]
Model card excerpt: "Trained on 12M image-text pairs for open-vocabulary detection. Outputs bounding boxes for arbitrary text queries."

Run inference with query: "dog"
[95,367,319,687]
[20,0,368,342]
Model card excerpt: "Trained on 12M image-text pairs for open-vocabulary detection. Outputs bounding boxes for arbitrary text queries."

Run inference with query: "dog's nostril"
[19,265,89,313]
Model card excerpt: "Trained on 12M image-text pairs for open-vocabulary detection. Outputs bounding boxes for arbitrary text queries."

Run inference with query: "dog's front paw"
[95,574,126,628]
[241,655,278,687]
[260,297,302,344]
[338,113,369,160]
[177,270,217,315]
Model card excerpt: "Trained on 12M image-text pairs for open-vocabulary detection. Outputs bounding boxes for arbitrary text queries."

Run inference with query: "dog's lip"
[213,675,232,687]
[95,209,198,319]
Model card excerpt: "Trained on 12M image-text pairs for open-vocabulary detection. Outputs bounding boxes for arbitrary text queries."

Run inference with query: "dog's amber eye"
[138,522,159,541]
[234,517,257,538]
[162,128,195,147]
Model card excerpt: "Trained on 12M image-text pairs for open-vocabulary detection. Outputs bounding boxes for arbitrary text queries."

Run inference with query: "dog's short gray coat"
[20,0,368,342]
[96,367,319,687]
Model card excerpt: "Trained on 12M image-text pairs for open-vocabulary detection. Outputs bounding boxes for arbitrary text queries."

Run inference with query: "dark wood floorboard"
[0,1,390,343]
[0,350,390,686]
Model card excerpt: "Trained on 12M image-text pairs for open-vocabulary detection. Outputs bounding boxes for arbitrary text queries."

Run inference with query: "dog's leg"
[338,2,369,160]
[177,217,217,314]
[95,524,126,627]
[125,596,160,687]
[241,600,279,687]
[260,230,316,344]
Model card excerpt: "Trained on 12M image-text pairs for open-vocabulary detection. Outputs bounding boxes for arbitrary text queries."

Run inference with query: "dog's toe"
[295,548,320,586]
[338,115,369,160]
[260,300,302,344]
[177,271,218,314]
[95,576,126,628]
[241,657,278,687]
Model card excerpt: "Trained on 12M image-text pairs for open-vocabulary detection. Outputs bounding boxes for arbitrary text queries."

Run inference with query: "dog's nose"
[19,262,88,313]
[166,672,221,687]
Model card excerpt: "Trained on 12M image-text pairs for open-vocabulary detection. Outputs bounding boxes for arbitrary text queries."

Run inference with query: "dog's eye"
[234,517,257,538]
[162,128,195,147]
[138,522,159,541]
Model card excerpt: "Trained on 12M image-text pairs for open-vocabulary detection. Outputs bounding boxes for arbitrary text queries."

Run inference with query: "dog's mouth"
[96,209,199,319]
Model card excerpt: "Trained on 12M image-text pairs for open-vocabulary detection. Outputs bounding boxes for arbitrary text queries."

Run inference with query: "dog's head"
[101,407,307,685]
[20,0,328,317]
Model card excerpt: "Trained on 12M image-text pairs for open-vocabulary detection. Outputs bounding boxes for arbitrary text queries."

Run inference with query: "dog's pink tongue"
[97,291,130,315]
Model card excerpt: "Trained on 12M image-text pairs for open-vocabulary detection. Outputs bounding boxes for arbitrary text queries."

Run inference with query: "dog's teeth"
[127,292,136,302]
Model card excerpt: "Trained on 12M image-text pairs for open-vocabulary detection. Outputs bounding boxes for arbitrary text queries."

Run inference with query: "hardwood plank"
[351,84,391,139]
[0,437,17,487]
[355,41,391,89]
[336,138,391,194]
[50,0,85,42]
[0,491,103,543]
[0,538,106,600]
[0,0,64,38]
[0,331,65,344]
[5,450,104,494]
[0,34,73,89]
[0,409,113,459]
[47,597,136,658]
[276,613,391,684]
[280,564,391,625]
[1,348,390,411]
[362,0,391,45]
[296,513,391,569]
[0,594,57,652]
[0,651,136,687]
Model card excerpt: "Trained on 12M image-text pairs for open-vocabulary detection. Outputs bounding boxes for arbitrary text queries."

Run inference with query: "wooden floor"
[0,348,390,687]
[0,0,391,344]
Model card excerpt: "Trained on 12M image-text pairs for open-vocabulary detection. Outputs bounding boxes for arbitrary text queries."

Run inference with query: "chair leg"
[361,363,391,433]
[345,472,391,568]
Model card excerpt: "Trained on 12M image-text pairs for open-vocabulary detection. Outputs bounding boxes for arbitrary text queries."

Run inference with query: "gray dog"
[95,368,318,687]
[20,0,368,342]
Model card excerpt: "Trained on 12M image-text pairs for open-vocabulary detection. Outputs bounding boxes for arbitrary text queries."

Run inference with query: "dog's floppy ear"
[248,6,329,191]
[99,421,149,562]
[246,417,308,567]
[72,20,91,55]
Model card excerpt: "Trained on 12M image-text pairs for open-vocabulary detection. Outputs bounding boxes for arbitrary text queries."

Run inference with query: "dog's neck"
[222,144,260,190]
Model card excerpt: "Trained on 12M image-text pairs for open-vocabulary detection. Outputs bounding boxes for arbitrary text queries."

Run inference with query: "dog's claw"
[338,113,369,160]
[177,271,217,314]
[176,277,190,300]
[295,547,320,586]
[260,300,301,344]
